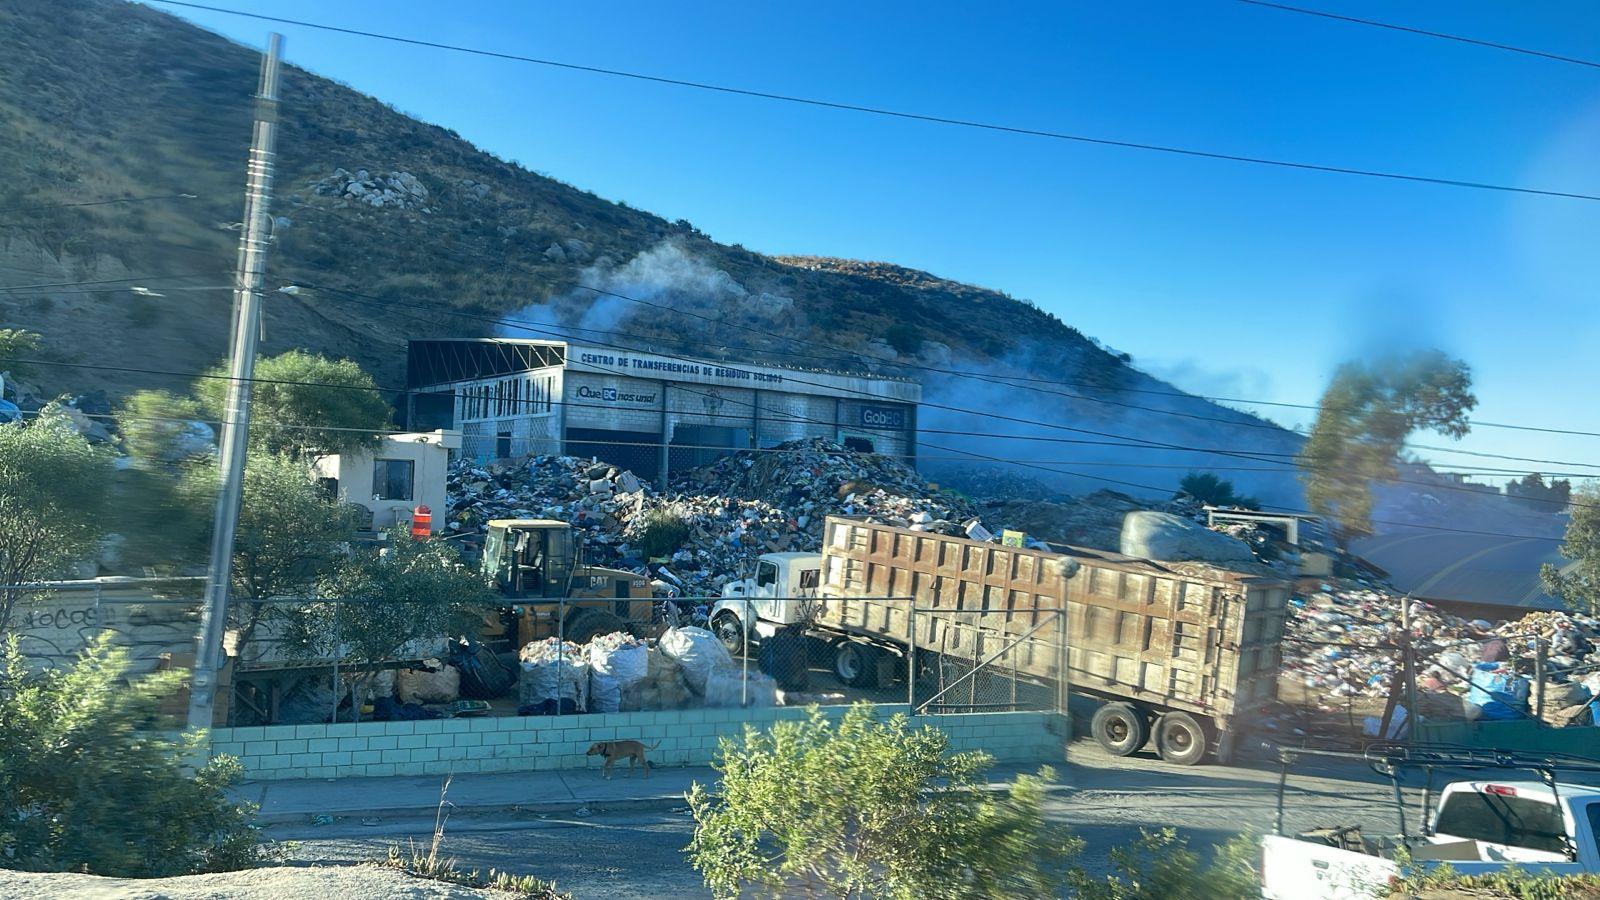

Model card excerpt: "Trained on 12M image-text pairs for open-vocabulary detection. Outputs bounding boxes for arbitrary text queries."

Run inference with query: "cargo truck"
[713,516,1291,764]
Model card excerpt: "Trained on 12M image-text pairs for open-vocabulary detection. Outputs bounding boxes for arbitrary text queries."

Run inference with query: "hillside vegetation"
[0,0,1335,506]
[0,0,1123,394]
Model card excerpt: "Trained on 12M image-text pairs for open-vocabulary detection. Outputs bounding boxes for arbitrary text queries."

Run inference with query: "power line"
[268,201,1600,446]
[1236,0,1600,70]
[14,351,1589,526]
[21,352,1596,480]
[0,273,215,294]
[300,282,1600,491]
[15,261,1600,472]
[0,192,199,216]
[149,0,1600,203]
[175,276,1600,512]
[272,205,1600,443]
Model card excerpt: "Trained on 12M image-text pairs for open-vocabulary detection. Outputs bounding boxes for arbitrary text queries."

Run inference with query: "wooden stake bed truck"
[713,516,1291,764]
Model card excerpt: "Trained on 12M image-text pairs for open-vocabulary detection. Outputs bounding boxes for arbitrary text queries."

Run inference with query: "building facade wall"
[418,345,920,468]
[207,706,1065,781]
[311,435,454,532]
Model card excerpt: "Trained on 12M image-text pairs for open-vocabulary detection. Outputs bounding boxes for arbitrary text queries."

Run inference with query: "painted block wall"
[209,706,1066,782]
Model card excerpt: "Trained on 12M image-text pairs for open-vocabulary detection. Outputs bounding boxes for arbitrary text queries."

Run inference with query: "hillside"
[0,0,1315,504]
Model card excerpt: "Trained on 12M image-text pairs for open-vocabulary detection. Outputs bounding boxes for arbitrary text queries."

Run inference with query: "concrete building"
[404,339,920,480]
[312,429,460,533]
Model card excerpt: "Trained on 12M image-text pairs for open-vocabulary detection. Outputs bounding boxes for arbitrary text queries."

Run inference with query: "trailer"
[714,516,1291,764]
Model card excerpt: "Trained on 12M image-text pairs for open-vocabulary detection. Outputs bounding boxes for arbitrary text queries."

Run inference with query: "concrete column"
[905,402,918,470]
[752,388,762,448]
[657,381,670,490]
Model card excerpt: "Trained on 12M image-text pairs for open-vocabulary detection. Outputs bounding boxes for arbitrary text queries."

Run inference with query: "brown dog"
[585,740,659,779]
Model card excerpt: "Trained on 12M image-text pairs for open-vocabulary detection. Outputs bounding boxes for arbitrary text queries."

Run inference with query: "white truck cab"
[710,552,822,653]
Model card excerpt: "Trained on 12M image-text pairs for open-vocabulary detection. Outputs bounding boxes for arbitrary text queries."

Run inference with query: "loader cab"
[483,519,578,600]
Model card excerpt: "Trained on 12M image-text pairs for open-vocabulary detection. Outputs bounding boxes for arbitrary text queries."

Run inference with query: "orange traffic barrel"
[410,505,433,539]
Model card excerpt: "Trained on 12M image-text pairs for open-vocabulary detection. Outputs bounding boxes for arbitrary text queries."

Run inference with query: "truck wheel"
[566,610,628,645]
[712,612,745,655]
[1154,712,1208,766]
[833,642,879,688]
[1090,702,1149,757]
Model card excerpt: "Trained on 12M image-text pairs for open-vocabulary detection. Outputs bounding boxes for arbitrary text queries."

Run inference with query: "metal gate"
[910,607,1068,715]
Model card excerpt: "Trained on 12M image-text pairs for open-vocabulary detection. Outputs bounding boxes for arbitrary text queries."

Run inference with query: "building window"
[373,458,415,501]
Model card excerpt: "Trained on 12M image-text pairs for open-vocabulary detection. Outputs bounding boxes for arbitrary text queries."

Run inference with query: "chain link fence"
[7,581,1072,730]
[909,607,1067,715]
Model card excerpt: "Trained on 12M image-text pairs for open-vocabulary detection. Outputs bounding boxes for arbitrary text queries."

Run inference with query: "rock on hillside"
[0,2,1259,445]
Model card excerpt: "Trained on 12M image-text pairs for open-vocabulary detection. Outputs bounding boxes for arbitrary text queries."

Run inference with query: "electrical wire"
[146,0,1600,203]
[1235,0,1600,70]
[0,192,199,216]
[14,353,1588,530]
[268,206,1600,442]
[11,262,1600,472]
[292,281,1600,501]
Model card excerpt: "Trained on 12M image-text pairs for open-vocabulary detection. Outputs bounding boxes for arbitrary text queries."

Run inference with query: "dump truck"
[713,516,1291,764]
[480,518,653,647]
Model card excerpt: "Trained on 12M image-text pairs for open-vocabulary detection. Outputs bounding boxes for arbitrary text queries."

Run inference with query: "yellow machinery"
[480,519,653,647]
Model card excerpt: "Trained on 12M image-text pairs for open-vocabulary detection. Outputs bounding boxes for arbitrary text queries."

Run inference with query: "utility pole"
[187,33,284,734]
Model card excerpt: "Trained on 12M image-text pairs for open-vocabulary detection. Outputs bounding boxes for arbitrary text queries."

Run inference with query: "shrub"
[1178,472,1259,510]
[1066,828,1260,900]
[0,634,264,876]
[1400,866,1600,899]
[636,508,691,559]
[687,703,1074,899]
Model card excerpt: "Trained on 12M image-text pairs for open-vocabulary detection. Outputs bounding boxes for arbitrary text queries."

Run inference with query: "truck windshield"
[1434,790,1568,854]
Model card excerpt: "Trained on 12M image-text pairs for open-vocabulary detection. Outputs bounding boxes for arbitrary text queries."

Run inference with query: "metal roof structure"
[1353,528,1573,613]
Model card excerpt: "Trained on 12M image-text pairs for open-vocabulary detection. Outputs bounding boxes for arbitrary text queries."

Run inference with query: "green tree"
[0,412,114,634]
[0,327,42,382]
[115,388,210,465]
[1178,472,1259,510]
[1507,472,1572,511]
[1544,483,1600,616]
[282,530,495,719]
[120,453,362,650]
[687,704,1073,899]
[0,635,262,876]
[196,350,391,459]
[1298,350,1475,535]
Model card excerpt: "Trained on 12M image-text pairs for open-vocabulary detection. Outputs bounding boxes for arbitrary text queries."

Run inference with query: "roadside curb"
[254,793,689,827]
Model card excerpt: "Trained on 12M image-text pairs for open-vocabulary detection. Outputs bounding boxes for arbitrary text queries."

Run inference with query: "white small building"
[313,430,460,533]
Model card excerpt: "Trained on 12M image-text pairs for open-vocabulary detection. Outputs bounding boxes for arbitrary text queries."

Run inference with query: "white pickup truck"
[1262,779,1600,899]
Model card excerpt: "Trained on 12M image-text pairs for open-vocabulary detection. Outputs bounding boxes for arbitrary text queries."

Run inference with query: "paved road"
[270,740,1423,897]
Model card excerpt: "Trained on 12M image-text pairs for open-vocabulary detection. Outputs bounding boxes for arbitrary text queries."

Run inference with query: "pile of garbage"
[1283,577,1600,722]
[670,438,979,532]
[445,439,983,596]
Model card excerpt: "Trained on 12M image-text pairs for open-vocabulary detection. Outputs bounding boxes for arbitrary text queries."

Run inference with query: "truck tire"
[1154,711,1208,766]
[565,609,628,645]
[833,641,879,688]
[1090,702,1149,757]
[712,612,745,655]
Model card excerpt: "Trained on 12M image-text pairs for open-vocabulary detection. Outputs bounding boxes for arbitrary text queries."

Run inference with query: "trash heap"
[671,438,978,533]
[445,439,981,596]
[1282,577,1600,721]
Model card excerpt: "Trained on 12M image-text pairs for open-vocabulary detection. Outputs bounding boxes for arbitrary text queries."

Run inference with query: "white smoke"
[504,241,792,341]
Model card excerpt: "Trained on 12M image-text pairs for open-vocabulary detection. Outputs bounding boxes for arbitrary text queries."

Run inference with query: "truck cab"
[710,552,822,652]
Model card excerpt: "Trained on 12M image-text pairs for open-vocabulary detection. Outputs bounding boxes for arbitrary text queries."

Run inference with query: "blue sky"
[151,0,1600,482]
